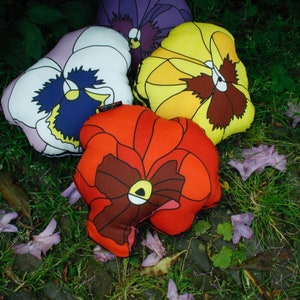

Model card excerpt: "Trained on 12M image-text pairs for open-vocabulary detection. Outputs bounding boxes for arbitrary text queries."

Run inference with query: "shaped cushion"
[133,22,255,145]
[73,105,221,257]
[95,0,192,77]
[1,26,133,156]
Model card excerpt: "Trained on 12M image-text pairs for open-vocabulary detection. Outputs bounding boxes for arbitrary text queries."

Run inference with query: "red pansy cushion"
[73,105,221,257]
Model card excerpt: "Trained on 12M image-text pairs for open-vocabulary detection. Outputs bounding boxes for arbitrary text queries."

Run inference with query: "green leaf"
[223,9,242,31]
[62,1,94,29]
[217,222,233,241]
[18,18,44,60]
[192,220,211,237]
[211,246,233,269]
[193,0,209,9]
[271,64,295,92]
[245,0,258,17]
[1,37,33,70]
[28,4,64,25]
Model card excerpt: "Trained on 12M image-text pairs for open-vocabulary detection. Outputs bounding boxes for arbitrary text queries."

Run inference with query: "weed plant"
[0,0,299,299]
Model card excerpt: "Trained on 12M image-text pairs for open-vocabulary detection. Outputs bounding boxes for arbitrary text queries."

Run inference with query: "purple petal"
[13,243,31,255]
[231,213,254,226]
[0,211,19,233]
[0,224,18,233]
[179,293,195,300]
[269,153,286,172]
[236,223,253,239]
[0,212,18,224]
[167,279,194,300]
[167,279,179,299]
[232,230,242,244]
[93,245,116,262]
[231,213,254,244]
[29,246,43,260]
[230,214,243,226]
[141,231,166,257]
[285,102,300,128]
[229,145,286,180]
[36,232,61,255]
[37,218,57,237]
[228,159,257,181]
[61,182,81,205]
[13,219,60,259]
[244,212,255,225]
[141,252,162,267]
[13,241,42,260]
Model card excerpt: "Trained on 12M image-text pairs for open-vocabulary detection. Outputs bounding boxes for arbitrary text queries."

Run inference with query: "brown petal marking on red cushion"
[93,155,185,245]
[95,154,140,199]
[150,160,185,204]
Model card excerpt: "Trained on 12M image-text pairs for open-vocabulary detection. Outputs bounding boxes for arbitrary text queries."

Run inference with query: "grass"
[0,0,300,299]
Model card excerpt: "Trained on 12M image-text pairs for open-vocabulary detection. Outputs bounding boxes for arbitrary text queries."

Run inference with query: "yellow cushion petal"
[134,22,255,144]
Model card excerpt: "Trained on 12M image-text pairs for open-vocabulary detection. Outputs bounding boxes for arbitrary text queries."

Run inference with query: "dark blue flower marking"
[33,67,110,144]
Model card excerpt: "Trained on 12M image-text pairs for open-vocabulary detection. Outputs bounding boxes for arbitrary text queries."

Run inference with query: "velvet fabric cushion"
[1,26,132,156]
[73,104,221,257]
[134,22,255,144]
[95,0,192,77]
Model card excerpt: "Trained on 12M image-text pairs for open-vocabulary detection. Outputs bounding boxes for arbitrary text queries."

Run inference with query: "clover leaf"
[211,246,233,269]
[217,222,233,241]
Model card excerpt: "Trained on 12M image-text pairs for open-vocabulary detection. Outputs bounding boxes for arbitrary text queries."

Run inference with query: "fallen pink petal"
[141,231,166,256]
[61,181,81,205]
[284,102,300,128]
[0,210,18,233]
[13,218,60,259]
[141,231,166,267]
[141,251,163,267]
[231,212,255,244]
[228,144,286,180]
[167,279,195,300]
[93,245,116,263]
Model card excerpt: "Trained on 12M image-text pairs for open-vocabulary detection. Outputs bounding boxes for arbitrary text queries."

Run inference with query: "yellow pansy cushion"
[133,22,255,144]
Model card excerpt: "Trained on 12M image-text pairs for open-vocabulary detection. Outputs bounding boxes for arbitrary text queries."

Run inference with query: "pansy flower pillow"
[134,22,255,144]
[73,105,221,257]
[95,0,192,77]
[1,26,133,156]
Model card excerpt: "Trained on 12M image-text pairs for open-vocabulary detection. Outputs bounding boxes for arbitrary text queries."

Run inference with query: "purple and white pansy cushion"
[1,26,133,156]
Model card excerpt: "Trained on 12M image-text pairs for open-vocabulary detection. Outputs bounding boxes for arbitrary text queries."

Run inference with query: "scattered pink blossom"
[61,182,81,205]
[285,102,300,128]
[93,245,116,262]
[231,212,255,244]
[167,279,195,300]
[141,231,166,267]
[228,144,286,181]
[0,210,18,233]
[13,218,60,260]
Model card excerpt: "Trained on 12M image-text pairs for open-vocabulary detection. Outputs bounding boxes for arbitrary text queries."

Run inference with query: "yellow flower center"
[128,180,152,205]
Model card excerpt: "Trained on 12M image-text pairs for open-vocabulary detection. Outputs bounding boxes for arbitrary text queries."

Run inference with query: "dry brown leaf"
[141,250,186,276]
[0,170,32,224]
